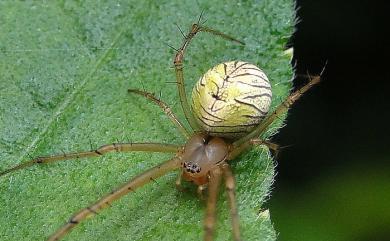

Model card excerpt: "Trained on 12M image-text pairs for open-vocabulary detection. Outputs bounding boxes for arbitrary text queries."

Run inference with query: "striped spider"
[0,22,320,241]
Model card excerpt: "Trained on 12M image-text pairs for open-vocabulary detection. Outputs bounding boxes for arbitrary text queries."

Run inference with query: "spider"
[0,22,321,241]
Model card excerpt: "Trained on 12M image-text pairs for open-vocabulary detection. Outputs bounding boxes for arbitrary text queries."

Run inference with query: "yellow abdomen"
[191,61,272,139]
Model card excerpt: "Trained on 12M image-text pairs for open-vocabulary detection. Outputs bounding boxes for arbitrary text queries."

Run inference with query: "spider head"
[181,133,229,185]
[183,161,202,174]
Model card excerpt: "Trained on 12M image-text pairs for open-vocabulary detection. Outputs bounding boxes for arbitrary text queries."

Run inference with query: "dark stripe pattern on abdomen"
[191,61,272,139]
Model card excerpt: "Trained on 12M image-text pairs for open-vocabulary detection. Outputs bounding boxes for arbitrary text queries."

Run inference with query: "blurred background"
[268,1,390,241]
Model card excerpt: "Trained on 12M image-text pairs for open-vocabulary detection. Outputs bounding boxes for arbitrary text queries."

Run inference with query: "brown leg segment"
[250,139,279,152]
[250,139,280,158]
[233,75,321,147]
[175,171,185,191]
[204,167,223,241]
[228,138,279,160]
[128,88,191,138]
[47,156,181,241]
[0,143,181,177]
[173,23,245,131]
[221,164,241,241]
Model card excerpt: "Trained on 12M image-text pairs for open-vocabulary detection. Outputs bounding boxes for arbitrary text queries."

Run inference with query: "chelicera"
[0,21,321,241]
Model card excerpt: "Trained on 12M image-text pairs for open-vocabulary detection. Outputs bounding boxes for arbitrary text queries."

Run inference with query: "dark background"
[268,1,390,241]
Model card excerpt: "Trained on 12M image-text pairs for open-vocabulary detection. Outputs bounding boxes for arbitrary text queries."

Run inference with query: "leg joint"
[69,218,78,224]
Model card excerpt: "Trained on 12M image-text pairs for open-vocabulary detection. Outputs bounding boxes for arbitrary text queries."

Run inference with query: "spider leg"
[233,75,321,147]
[173,23,245,131]
[128,89,191,138]
[251,139,280,158]
[204,167,223,241]
[197,184,208,200]
[0,143,181,177]
[251,139,279,151]
[175,170,185,191]
[47,156,181,241]
[221,163,241,241]
[228,139,279,160]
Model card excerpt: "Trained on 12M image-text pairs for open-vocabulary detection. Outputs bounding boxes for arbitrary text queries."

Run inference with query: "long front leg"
[221,163,241,241]
[233,75,321,147]
[173,20,245,131]
[47,156,181,241]
[204,167,223,241]
[0,143,181,177]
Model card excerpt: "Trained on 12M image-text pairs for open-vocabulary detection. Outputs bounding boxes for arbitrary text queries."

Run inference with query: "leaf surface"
[0,1,294,240]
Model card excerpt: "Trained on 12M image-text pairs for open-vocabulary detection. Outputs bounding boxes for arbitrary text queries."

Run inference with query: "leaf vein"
[17,29,127,163]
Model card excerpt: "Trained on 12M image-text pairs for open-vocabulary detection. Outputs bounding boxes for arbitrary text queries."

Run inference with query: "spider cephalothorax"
[0,21,321,241]
[181,133,229,185]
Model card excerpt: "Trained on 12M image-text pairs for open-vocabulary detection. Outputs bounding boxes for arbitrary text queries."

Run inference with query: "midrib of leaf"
[17,29,127,163]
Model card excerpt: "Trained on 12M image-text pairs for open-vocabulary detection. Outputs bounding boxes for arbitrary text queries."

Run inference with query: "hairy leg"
[204,167,223,241]
[47,156,181,241]
[228,138,279,160]
[233,75,321,147]
[173,20,245,131]
[222,163,241,241]
[128,89,191,138]
[0,143,180,177]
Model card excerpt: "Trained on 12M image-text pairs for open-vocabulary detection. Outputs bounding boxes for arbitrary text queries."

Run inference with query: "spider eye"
[184,162,201,174]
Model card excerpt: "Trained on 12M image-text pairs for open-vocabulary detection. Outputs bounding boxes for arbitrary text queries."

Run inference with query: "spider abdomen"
[191,61,272,139]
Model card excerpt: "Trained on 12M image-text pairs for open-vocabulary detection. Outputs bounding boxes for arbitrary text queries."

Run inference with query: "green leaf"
[0,1,294,240]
